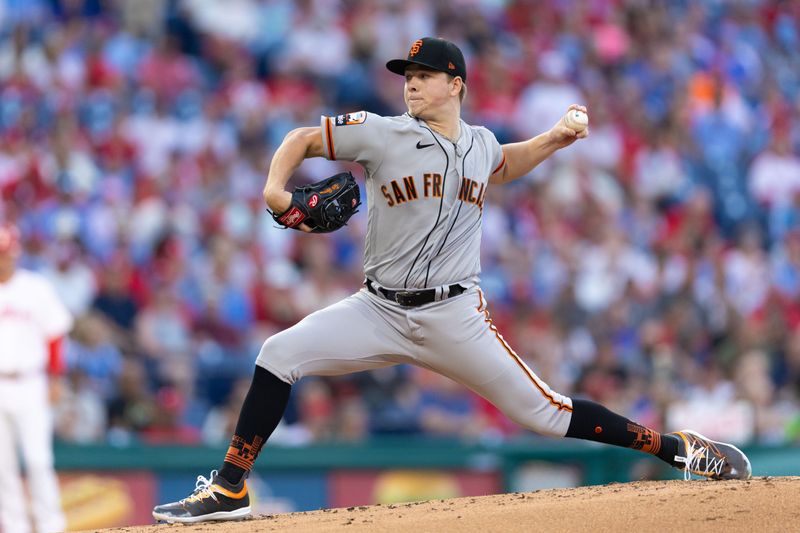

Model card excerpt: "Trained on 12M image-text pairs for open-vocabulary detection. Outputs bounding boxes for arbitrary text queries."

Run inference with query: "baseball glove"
[272,171,361,233]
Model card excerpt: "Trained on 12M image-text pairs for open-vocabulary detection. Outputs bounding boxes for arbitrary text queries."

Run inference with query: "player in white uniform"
[0,223,73,533]
[153,38,751,524]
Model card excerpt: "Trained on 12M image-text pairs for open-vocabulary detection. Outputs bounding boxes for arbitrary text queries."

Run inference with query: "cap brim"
[386,59,451,77]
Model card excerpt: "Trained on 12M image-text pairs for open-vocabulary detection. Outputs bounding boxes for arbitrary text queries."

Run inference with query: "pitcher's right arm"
[263,127,325,223]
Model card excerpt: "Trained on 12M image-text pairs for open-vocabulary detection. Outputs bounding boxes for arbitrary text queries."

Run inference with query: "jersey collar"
[411,115,470,149]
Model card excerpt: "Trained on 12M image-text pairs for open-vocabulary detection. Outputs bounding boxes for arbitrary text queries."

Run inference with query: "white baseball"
[564,109,588,132]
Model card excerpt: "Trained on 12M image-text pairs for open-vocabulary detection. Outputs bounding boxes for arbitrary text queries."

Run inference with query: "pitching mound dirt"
[91,476,799,533]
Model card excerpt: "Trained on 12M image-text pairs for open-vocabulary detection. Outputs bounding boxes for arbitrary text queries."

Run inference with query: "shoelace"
[181,470,219,504]
[674,440,725,480]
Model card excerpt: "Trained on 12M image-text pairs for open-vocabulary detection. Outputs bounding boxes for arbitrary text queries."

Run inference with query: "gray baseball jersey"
[320,111,505,290]
[256,111,573,438]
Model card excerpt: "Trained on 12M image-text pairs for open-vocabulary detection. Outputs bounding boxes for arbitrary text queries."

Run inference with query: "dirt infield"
[94,477,799,533]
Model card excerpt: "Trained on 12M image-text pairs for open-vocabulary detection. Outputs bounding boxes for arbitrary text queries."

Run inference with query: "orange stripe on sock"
[475,289,572,413]
[223,449,251,464]
[627,423,662,454]
[640,430,661,455]
[224,446,254,469]
[224,454,252,471]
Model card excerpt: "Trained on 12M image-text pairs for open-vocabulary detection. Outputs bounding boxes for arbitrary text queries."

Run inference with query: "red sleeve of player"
[47,336,65,375]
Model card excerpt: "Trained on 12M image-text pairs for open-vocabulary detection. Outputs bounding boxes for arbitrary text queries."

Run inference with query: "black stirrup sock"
[218,365,291,484]
[565,398,679,466]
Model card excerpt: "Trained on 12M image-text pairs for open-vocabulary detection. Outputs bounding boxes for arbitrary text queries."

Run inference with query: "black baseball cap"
[386,37,467,82]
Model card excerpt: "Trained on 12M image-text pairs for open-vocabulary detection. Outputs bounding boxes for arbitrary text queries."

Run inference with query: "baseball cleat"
[152,470,250,523]
[669,430,752,481]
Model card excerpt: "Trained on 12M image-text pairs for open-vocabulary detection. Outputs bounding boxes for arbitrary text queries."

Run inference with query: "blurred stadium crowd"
[1,0,799,447]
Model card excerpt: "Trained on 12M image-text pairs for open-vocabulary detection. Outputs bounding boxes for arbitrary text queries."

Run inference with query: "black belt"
[365,279,465,307]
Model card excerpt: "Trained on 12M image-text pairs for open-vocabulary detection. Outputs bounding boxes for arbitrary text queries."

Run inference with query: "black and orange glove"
[272,171,361,233]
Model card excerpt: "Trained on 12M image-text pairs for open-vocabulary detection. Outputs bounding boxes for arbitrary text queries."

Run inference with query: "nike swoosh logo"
[416,141,434,149]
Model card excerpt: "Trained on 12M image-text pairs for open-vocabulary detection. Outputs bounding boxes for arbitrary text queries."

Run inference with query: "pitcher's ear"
[451,76,463,95]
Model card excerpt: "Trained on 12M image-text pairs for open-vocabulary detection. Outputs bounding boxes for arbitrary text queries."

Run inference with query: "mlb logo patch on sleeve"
[335,111,367,126]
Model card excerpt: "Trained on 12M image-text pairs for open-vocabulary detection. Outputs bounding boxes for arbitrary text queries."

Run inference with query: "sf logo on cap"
[409,39,423,57]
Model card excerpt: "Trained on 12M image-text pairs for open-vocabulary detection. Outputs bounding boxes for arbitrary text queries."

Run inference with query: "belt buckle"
[394,291,416,306]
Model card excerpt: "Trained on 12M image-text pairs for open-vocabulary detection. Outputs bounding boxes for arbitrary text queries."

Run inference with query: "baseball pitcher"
[0,223,72,533]
[153,37,751,524]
